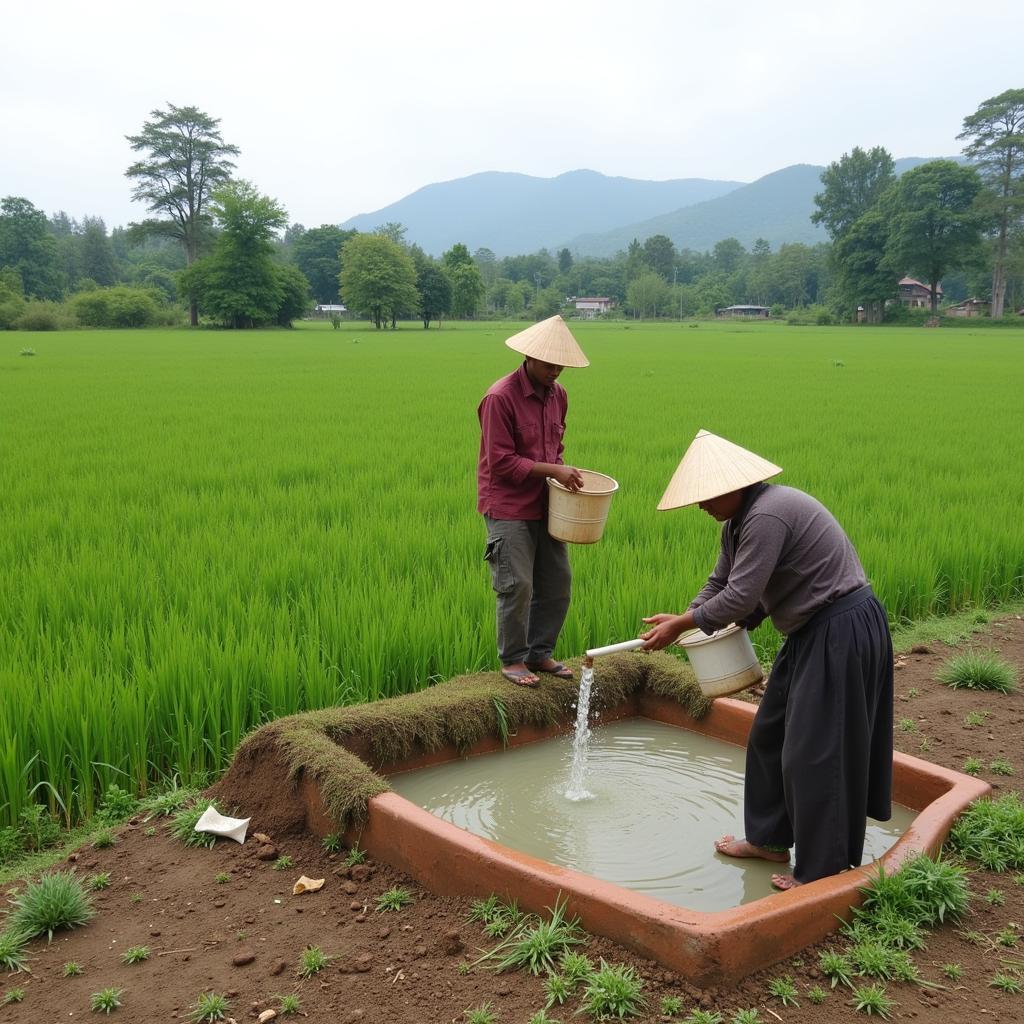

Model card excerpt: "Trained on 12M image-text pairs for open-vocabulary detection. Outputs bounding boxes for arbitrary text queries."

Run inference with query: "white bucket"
[676,624,764,697]
[547,469,619,544]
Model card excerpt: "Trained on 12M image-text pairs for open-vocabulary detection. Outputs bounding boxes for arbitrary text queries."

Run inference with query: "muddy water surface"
[389,718,915,911]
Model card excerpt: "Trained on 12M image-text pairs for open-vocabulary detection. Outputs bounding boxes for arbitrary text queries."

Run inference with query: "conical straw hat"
[657,429,782,510]
[505,314,589,368]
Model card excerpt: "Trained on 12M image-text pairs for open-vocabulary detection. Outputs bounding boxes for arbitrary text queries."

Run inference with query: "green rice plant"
[941,962,962,980]
[963,758,983,775]
[343,846,367,867]
[578,959,647,1019]
[948,792,1024,870]
[64,960,84,976]
[806,986,828,1004]
[0,929,30,972]
[168,803,218,849]
[478,896,584,976]
[938,652,1016,693]
[189,991,231,1022]
[544,973,570,1008]
[660,995,683,1015]
[682,1010,721,1024]
[276,992,302,1014]
[296,945,331,978]
[848,983,894,1018]
[120,944,150,964]
[990,973,1023,993]
[321,833,342,853]
[272,855,294,871]
[986,888,1006,905]
[463,1003,498,1024]
[559,950,595,986]
[91,830,116,849]
[90,987,123,1013]
[4,987,25,1003]
[991,758,1015,776]
[767,975,799,1006]
[375,886,414,912]
[8,870,95,940]
[819,949,855,988]
[730,1010,761,1024]
[88,872,112,891]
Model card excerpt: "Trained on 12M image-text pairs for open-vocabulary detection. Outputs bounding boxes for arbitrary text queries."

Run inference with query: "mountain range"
[340,158,940,258]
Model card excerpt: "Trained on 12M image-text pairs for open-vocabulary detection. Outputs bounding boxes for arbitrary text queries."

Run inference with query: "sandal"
[527,661,574,680]
[501,667,540,688]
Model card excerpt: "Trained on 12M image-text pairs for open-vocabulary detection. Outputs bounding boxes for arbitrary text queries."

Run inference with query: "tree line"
[1,90,1021,330]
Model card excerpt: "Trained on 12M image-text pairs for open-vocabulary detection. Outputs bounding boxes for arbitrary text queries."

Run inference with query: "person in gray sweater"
[641,430,893,890]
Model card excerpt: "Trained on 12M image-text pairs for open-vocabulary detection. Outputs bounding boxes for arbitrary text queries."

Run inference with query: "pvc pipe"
[585,638,647,658]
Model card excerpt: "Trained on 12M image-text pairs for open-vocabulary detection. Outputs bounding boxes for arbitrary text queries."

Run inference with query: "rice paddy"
[2,319,1023,826]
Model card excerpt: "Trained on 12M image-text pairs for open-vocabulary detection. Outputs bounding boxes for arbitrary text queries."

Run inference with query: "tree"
[473,247,498,286]
[0,196,61,298]
[125,104,239,325]
[416,262,452,328]
[557,247,573,274]
[812,146,896,240]
[79,217,117,287]
[885,160,985,313]
[442,242,473,271]
[179,180,306,328]
[642,234,676,280]
[832,209,894,322]
[292,225,355,303]
[340,233,418,328]
[712,237,746,275]
[449,261,485,318]
[626,270,668,319]
[958,89,1024,317]
[372,222,407,245]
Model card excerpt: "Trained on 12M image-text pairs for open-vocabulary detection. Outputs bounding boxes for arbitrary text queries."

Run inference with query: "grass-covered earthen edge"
[212,651,708,836]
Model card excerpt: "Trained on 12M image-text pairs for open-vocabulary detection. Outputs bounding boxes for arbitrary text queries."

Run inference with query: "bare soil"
[3,616,1024,1024]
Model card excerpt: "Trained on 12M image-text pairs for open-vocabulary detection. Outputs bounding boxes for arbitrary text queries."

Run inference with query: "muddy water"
[388,718,915,911]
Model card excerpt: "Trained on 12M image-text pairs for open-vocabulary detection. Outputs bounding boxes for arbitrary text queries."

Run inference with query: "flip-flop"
[527,662,574,680]
[501,667,540,688]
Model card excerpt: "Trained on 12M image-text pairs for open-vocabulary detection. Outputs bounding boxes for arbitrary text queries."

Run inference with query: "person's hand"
[552,465,585,492]
[640,613,686,651]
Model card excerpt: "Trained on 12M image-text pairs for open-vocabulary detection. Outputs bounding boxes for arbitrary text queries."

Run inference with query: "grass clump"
[168,802,219,849]
[476,896,585,976]
[376,886,414,912]
[468,894,524,938]
[87,872,112,891]
[560,950,595,986]
[938,651,1016,693]
[948,792,1024,871]
[730,1010,761,1024]
[848,982,894,1017]
[767,975,799,1006]
[991,758,1015,776]
[189,991,231,1021]
[544,973,571,1008]
[941,962,962,980]
[990,973,1023,993]
[343,845,367,867]
[819,949,854,988]
[90,987,123,1013]
[4,986,26,1003]
[660,995,683,1016]
[0,929,30,972]
[91,829,116,849]
[121,944,150,964]
[64,960,84,976]
[8,870,95,940]
[142,784,197,820]
[578,960,647,1019]
[296,945,331,978]
[272,855,293,870]
[682,1010,722,1024]
[463,1003,499,1023]
[215,872,230,884]
[321,833,342,853]
[853,855,968,934]
[276,992,302,1014]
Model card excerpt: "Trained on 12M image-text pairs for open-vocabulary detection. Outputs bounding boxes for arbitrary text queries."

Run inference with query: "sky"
[3,0,1022,232]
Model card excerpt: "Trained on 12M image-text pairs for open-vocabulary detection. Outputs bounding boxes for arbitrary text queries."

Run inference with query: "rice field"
[2,319,1023,826]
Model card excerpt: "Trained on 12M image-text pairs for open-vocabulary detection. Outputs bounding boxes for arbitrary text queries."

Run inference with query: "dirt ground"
[3,616,1024,1024]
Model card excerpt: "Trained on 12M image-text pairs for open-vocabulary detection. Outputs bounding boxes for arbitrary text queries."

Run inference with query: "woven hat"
[657,429,782,510]
[505,315,589,368]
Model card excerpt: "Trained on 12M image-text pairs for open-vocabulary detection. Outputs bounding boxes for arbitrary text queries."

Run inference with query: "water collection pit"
[300,693,989,986]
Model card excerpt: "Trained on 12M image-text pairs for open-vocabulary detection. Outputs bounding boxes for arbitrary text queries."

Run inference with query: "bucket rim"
[676,623,744,648]
[547,470,619,495]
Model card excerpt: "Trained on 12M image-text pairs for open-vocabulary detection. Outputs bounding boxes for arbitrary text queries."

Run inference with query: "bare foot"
[771,873,803,891]
[713,834,790,863]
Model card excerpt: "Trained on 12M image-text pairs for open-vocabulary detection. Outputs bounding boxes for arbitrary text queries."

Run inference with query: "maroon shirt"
[477,363,568,520]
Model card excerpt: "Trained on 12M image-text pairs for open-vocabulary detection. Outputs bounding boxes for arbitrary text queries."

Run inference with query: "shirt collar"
[515,361,548,400]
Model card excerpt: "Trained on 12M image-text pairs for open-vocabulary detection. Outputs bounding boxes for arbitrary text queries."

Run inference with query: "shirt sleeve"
[692,513,788,633]
[479,392,535,486]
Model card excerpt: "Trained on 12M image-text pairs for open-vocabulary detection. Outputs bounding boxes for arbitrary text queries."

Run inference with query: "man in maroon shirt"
[477,315,589,687]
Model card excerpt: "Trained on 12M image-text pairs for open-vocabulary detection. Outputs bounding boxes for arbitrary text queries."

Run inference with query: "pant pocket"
[484,537,515,595]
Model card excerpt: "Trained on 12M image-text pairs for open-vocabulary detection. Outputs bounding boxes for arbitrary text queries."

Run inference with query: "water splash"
[564,665,596,801]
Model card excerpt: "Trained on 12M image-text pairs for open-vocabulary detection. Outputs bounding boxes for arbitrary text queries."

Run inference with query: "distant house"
[946,297,990,318]
[312,303,347,319]
[897,277,941,308]
[716,305,770,319]
[573,297,613,319]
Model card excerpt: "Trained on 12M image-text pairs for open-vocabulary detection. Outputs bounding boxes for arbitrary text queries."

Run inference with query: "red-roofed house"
[897,277,941,308]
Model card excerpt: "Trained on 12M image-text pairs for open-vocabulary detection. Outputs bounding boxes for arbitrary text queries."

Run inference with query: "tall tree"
[416,262,452,328]
[958,89,1024,317]
[292,225,355,303]
[832,208,894,323]
[812,146,896,240]
[340,234,418,328]
[442,242,473,271]
[642,234,676,280]
[885,160,984,313]
[712,237,746,275]
[0,196,61,298]
[125,104,239,325]
[448,261,485,319]
[557,247,573,274]
[79,217,117,287]
[473,247,498,285]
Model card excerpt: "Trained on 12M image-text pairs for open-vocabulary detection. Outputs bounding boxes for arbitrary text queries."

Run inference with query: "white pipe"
[584,638,647,658]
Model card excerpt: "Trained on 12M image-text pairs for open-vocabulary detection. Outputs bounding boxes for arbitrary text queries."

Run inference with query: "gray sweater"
[690,483,867,637]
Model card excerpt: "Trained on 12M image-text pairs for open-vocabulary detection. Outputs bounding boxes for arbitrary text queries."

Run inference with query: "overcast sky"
[3,0,1021,232]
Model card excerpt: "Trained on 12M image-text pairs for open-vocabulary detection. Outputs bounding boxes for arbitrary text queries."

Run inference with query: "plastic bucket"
[676,624,764,697]
[547,470,619,544]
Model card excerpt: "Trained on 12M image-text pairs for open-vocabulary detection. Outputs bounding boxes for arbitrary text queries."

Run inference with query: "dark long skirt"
[743,585,893,884]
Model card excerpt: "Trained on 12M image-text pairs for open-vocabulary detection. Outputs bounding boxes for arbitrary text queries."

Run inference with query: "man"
[477,315,589,687]
[640,429,893,889]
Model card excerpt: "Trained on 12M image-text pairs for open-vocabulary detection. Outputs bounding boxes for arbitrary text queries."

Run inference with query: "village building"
[311,303,347,319]
[897,277,941,308]
[716,304,770,319]
[946,297,990,318]
[572,296,613,319]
